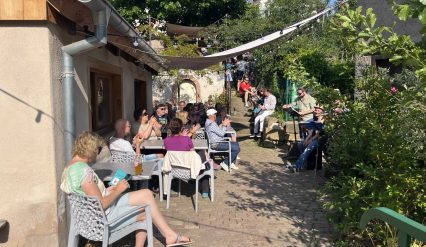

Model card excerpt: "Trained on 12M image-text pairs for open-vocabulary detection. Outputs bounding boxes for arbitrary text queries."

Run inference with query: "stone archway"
[172,74,201,103]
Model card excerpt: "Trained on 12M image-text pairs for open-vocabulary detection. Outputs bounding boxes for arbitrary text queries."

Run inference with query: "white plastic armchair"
[205,130,232,173]
[166,159,214,212]
[110,149,163,201]
[67,193,153,247]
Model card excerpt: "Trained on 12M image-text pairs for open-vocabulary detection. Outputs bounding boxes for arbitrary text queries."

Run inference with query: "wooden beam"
[47,0,93,28]
[0,0,24,20]
[24,0,46,20]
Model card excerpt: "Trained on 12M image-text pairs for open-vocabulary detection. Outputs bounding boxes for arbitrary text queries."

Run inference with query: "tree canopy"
[109,0,248,26]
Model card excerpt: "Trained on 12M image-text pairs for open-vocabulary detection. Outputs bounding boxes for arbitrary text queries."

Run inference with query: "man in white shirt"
[250,88,276,138]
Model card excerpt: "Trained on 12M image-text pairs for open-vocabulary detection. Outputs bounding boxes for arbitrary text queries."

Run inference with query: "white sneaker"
[220,162,229,172]
[256,133,262,138]
[236,156,241,160]
[249,134,255,138]
[230,163,239,170]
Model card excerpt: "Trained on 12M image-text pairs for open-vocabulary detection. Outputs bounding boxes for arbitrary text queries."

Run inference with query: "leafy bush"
[323,68,426,245]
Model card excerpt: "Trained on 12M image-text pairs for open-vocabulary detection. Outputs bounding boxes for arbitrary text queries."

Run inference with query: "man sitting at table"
[205,109,240,172]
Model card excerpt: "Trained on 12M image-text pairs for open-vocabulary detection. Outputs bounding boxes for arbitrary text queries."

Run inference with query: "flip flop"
[166,233,193,247]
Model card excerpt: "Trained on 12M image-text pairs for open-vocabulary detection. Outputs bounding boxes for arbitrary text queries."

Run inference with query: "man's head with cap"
[206,108,217,120]
[314,105,324,116]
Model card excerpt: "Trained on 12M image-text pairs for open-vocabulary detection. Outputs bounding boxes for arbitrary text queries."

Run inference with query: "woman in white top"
[110,118,163,161]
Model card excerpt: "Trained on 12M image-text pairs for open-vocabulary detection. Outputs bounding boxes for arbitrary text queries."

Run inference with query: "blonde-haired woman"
[60,131,191,247]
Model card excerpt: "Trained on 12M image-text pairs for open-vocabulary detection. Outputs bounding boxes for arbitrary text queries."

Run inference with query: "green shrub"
[323,68,426,245]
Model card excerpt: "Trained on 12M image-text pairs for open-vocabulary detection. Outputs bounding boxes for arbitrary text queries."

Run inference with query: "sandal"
[166,233,193,247]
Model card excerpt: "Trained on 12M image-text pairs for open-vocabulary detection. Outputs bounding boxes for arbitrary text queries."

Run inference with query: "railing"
[359,207,426,247]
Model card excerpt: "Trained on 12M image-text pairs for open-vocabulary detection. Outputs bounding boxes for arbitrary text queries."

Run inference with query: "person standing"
[176,101,189,124]
[250,88,276,138]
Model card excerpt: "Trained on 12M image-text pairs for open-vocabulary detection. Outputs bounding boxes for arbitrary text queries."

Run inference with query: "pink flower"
[390,85,398,94]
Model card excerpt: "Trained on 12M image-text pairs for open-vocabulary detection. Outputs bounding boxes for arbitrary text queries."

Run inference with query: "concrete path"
[111,93,333,247]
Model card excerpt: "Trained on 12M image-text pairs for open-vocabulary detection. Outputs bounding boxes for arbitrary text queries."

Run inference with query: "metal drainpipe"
[61,1,108,242]
[61,1,108,163]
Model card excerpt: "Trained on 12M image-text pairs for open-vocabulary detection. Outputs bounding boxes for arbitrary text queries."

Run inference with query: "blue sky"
[328,0,337,6]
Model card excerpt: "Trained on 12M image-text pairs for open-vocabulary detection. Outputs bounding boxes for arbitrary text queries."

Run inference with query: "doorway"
[134,79,147,111]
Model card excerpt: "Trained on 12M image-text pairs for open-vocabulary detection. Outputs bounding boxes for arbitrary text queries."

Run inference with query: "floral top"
[60,162,106,197]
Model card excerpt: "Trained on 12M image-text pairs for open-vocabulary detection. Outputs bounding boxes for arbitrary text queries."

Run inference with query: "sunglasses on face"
[159,108,165,111]
[142,112,148,116]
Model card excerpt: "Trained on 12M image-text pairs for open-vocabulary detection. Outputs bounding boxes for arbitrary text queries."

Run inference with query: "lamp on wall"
[133,37,139,47]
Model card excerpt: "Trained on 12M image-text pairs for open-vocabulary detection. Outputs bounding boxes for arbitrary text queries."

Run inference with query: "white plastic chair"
[166,159,214,212]
[110,150,164,201]
[204,130,232,173]
[67,193,153,247]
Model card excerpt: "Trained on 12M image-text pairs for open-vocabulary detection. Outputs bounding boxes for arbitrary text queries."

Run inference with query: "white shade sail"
[159,4,339,70]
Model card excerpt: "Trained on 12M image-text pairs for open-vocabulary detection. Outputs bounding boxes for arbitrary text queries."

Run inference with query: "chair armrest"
[211,140,231,144]
[108,204,150,227]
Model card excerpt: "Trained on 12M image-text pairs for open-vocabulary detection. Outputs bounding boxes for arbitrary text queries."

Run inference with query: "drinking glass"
[134,154,143,176]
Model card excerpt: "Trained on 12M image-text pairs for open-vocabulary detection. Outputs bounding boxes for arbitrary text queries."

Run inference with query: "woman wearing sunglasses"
[133,107,162,140]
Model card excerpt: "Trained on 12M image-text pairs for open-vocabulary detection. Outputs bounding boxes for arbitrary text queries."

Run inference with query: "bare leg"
[237,80,241,91]
[244,91,248,105]
[135,230,147,247]
[127,189,190,245]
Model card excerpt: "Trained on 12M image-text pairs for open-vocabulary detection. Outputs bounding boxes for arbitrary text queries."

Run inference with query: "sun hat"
[206,109,218,116]
[314,105,324,111]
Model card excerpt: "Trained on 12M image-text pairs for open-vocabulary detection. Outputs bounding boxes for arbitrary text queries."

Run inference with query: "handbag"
[286,141,300,160]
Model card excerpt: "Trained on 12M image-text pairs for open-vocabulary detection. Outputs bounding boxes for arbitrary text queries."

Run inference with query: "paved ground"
[109,94,333,247]
[146,140,333,247]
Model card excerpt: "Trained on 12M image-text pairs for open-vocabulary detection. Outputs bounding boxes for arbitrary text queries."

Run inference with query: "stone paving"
[145,139,333,247]
[110,94,333,247]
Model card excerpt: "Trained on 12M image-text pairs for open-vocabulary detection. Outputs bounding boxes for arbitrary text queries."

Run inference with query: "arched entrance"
[172,74,201,103]
[178,79,197,103]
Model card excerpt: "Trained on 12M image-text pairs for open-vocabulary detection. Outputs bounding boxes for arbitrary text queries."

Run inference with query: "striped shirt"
[205,119,226,144]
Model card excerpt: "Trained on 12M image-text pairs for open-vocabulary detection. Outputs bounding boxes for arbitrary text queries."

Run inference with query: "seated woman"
[134,108,162,141]
[164,118,210,198]
[60,131,191,247]
[110,118,163,162]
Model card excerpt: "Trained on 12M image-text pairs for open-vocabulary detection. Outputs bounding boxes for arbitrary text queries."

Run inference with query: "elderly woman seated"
[164,118,210,198]
[60,131,192,247]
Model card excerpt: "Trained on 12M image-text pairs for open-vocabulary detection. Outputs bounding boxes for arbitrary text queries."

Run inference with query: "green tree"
[109,0,248,26]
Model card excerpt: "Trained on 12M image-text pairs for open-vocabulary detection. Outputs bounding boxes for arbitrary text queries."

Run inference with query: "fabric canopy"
[166,23,205,38]
[159,4,339,70]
